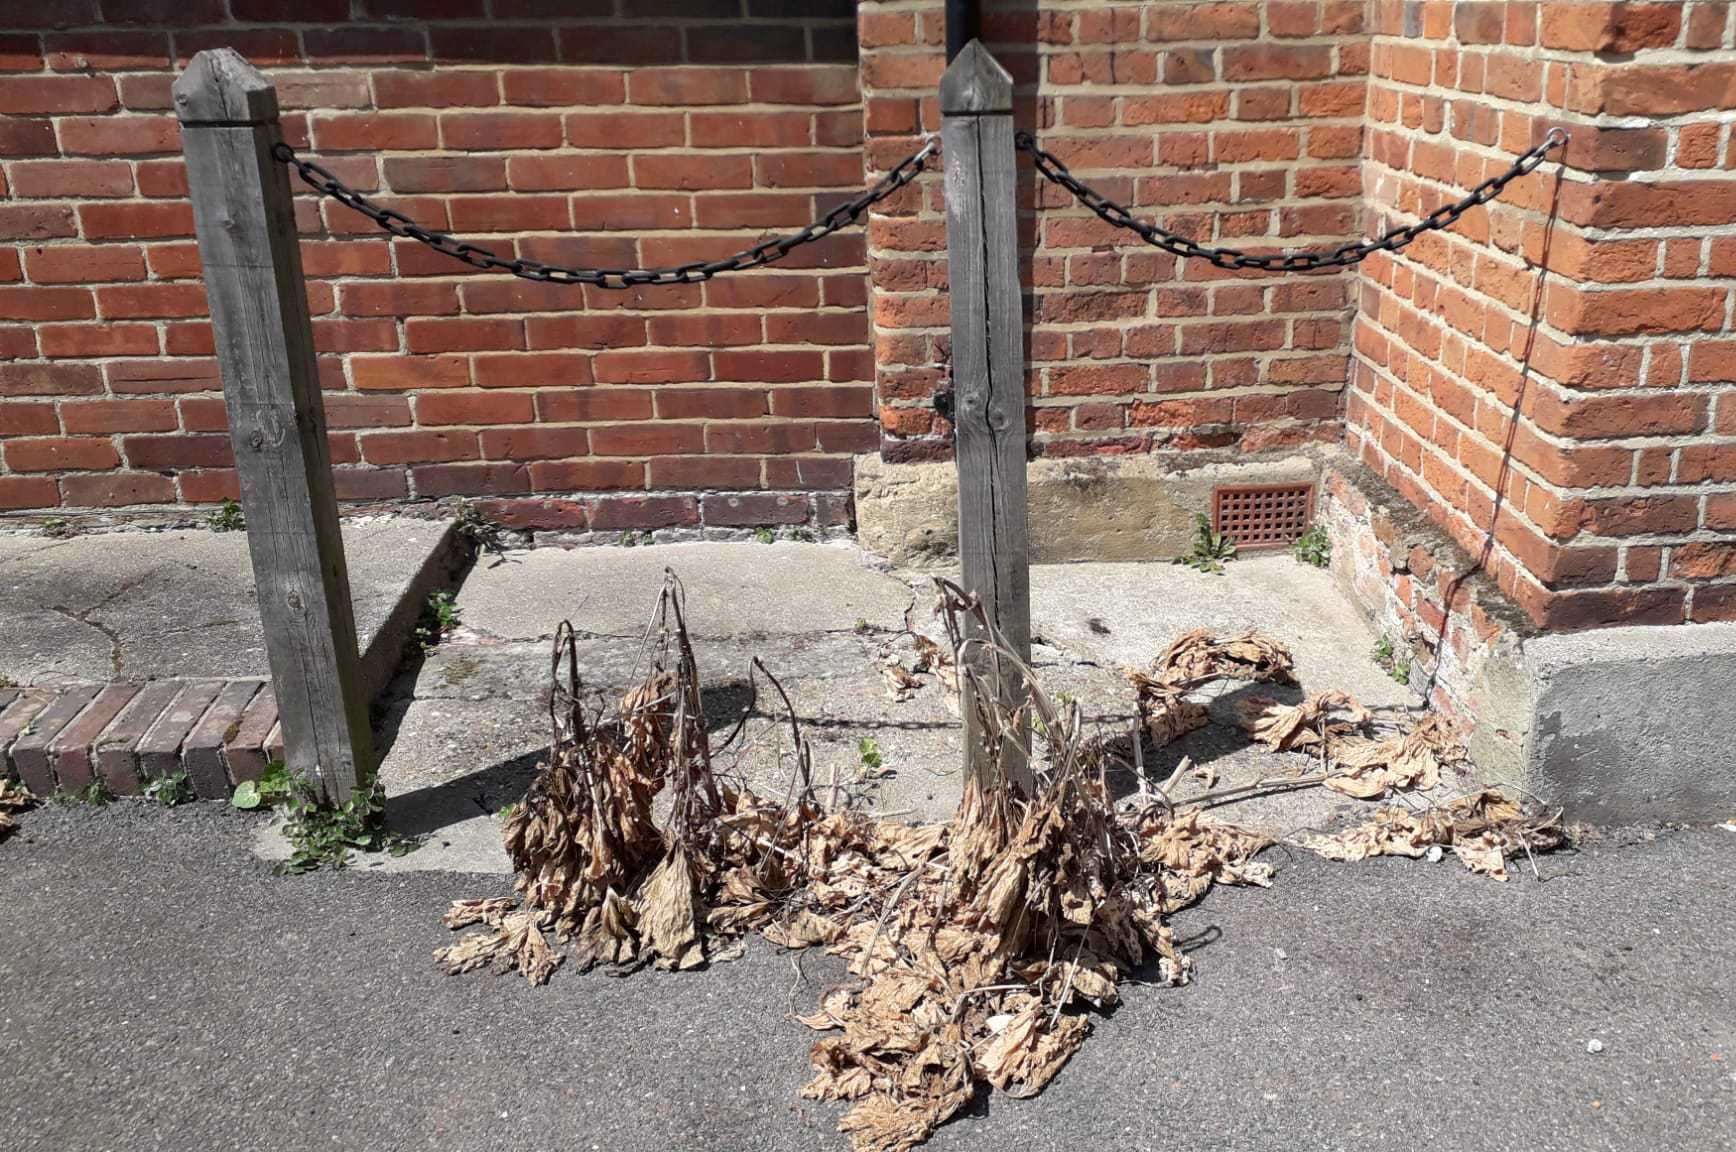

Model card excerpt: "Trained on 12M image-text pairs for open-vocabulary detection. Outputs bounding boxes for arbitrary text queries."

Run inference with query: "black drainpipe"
[946,0,980,61]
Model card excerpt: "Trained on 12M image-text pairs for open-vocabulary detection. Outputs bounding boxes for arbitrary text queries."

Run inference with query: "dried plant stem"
[1191,771,1334,809]
[862,859,926,977]
[949,983,1033,1024]
[1158,754,1193,796]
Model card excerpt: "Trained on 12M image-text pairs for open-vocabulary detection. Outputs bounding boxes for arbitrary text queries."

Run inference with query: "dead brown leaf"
[1136,689,1209,749]
[1301,789,1563,881]
[442,897,516,930]
[881,660,923,703]
[763,908,846,949]
[435,908,562,985]
[977,1007,1090,1096]
[0,778,33,840]
[1242,690,1370,752]
[638,843,706,970]
[1147,628,1296,689]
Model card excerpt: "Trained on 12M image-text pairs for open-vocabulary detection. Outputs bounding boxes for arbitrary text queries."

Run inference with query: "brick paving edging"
[0,681,280,801]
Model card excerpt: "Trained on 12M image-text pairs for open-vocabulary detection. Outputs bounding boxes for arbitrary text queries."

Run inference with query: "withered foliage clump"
[437,576,1561,1152]
[1302,789,1565,881]
[1237,690,1472,801]
[0,778,34,840]
[438,577,1274,1150]
[1147,628,1296,689]
[1126,628,1294,750]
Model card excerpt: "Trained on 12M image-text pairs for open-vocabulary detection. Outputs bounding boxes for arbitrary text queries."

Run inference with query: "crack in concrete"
[155,619,242,637]
[42,571,161,679]
[44,606,126,678]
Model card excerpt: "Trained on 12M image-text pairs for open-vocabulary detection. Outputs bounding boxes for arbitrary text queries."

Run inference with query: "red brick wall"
[1350,0,1736,627]
[0,1,865,531]
[860,0,1371,462]
[5,2,1736,632]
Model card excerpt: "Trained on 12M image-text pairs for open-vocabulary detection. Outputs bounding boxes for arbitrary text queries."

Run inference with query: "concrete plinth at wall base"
[1318,460,1736,826]
[1318,457,1736,825]
[853,450,1319,565]
[1521,623,1736,825]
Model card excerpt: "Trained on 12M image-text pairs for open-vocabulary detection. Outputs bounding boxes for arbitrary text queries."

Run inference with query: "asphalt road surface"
[3,803,1731,1152]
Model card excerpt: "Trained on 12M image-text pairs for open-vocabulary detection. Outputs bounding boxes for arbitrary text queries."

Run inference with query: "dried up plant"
[1143,628,1296,690]
[0,778,34,841]
[1126,628,1296,753]
[1300,789,1565,881]
[788,581,1280,1149]
[438,574,1560,1151]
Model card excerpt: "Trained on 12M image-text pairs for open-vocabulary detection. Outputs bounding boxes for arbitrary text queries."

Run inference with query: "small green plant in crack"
[754,526,776,544]
[1175,513,1238,575]
[229,762,296,811]
[277,782,419,873]
[39,517,75,539]
[857,736,891,779]
[206,498,245,533]
[233,762,419,872]
[0,673,15,691]
[619,530,642,548]
[416,590,462,651]
[495,800,522,823]
[1292,523,1331,569]
[145,769,195,807]
[1372,634,1412,686]
[790,527,816,543]
[55,779,112,806]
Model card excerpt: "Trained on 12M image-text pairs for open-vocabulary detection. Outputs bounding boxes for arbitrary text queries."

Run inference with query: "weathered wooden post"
[941,41,1033,789]
[174,49,373,803]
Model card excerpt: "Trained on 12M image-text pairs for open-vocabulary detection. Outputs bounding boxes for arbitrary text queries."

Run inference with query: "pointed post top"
[173,48,278,125]
[940,39,1013,115]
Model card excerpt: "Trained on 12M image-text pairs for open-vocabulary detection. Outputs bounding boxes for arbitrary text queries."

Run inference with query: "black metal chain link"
[1017,127,1568,273]
[275,125,1565,286]
[271,136,938,289]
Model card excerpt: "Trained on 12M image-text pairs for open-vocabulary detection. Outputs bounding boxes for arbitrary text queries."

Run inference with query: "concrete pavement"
[4,802,1731,1152]
[345,543,1442,875]
[0,517,457,695]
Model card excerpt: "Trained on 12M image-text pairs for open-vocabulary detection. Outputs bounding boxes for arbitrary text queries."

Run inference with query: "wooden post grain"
[941,41,1032,790]
[174,49,373,804]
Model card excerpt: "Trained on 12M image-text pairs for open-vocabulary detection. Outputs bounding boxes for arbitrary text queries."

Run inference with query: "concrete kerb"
[353,517,468,702]
[351,542,1461,876]
[9,492,1732,828]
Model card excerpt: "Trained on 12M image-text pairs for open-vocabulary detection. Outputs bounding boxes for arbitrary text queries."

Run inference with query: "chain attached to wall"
[1018,127,1568,273]
[277,124,1566,286]
[271,137,937,289]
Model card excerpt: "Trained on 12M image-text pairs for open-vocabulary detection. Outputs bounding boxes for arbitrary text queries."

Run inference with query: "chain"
[1017,127,1568,273]
[271,136,938,289]
[275,126,1563,283]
